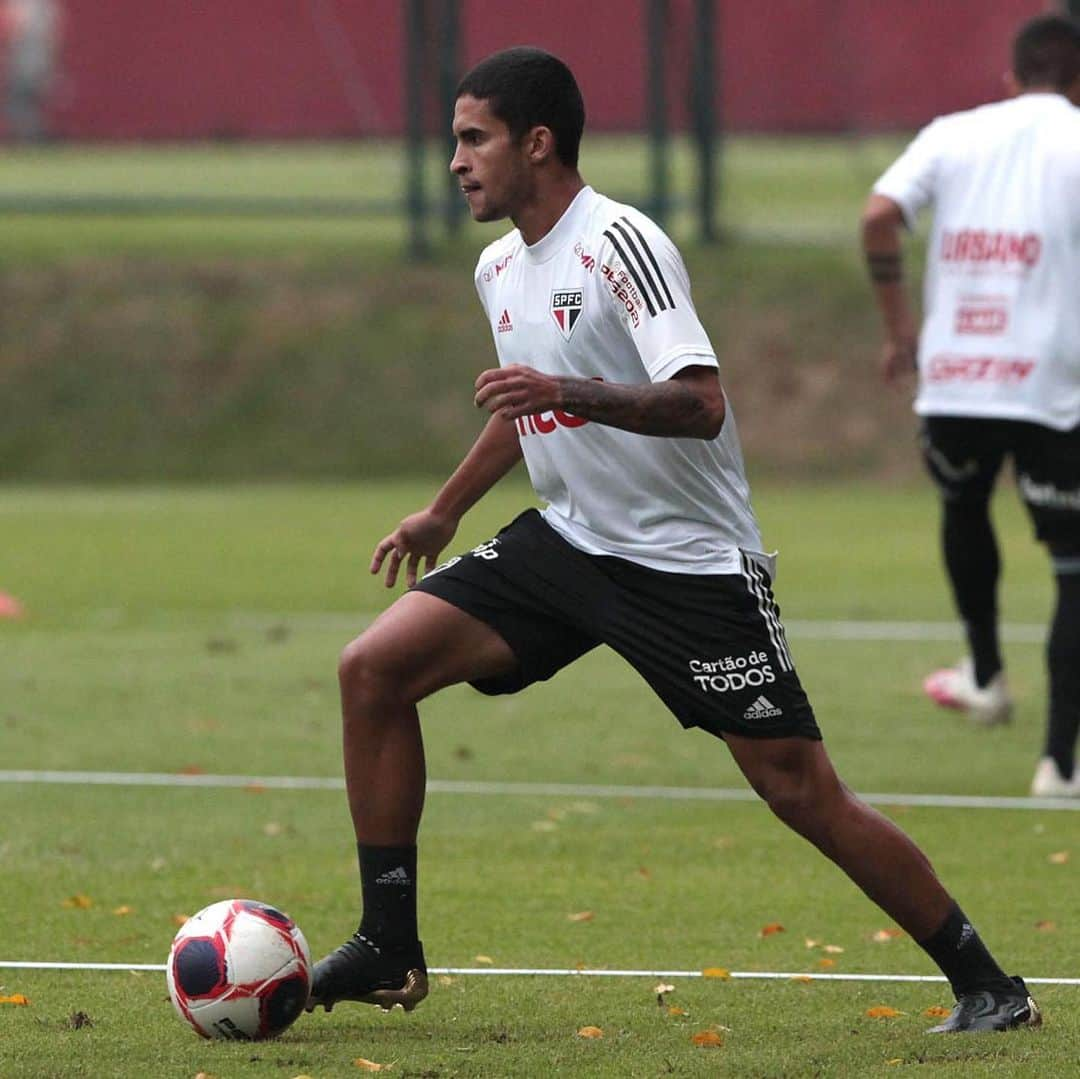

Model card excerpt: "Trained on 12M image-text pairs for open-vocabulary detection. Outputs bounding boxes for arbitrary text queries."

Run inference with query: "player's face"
[450,95,531,223]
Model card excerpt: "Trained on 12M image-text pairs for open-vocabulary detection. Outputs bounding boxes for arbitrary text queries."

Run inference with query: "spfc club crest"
[551,288,583,340]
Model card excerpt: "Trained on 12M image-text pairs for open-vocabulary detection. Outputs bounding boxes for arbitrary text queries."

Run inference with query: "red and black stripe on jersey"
[601,216,676,318]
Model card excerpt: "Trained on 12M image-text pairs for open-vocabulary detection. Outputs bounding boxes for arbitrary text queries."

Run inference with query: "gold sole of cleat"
[307,969,428,1015]
[1023,996,1042,1029]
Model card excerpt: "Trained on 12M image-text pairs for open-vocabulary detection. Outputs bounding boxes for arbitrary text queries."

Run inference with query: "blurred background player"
[861,13,1080,798]
[307,45,1040,1035]
[1,0,61,142]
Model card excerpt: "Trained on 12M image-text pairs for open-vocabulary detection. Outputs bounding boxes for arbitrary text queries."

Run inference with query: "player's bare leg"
[308,591,517,1014]
[725,734,1039,1032]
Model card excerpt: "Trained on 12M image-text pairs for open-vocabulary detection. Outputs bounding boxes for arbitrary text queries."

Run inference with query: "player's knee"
[338,633,406,710]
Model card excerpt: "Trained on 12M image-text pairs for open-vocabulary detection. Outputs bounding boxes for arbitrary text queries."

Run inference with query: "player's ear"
[1003,69,1022,98]
[524,125,557,165]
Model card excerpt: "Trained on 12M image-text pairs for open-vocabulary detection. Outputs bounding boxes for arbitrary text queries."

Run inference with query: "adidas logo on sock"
[376,866,412,886]
[743,695,783,720]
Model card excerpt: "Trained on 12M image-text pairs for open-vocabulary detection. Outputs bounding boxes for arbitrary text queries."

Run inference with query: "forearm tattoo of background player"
[866,252,902,283]
[557,375,707,436]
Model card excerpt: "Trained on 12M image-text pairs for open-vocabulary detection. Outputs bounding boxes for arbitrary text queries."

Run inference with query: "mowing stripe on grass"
[223,613,1048,644]
[2,769,1079,811]
[1,960,1078,986]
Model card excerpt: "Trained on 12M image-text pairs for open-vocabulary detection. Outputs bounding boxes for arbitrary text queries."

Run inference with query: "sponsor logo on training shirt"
[482,253,515,282]
[600,262,643,328]
[926,354,1035,383]
[940,229,1042,271]
[689,650,776,693]
[574,242,596,273]
[497,309,513,333]
[955,301,1007,336]
[515,409,589,437]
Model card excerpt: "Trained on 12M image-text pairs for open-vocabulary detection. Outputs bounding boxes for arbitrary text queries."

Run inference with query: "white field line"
[2,769,1079,811]
[1,960,1078,986]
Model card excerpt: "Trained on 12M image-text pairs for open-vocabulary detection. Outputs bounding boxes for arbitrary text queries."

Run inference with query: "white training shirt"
[873,93,1080,430]
[474,185,765,575]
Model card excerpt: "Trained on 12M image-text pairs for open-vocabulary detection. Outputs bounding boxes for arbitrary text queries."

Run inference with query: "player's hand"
[475,365,561,420]
[370,509,459,589]
[880,337,918,384]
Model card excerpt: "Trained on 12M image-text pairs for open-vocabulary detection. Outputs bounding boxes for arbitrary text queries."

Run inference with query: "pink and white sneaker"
[923,658,1013,727]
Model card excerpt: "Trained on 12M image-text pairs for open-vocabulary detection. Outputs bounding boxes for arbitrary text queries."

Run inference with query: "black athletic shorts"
[921,416,1080,544]
[412,509,820,741]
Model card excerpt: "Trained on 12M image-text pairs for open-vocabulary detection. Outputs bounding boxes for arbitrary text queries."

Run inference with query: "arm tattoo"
[557,376,712,438]
[866,252,902,283]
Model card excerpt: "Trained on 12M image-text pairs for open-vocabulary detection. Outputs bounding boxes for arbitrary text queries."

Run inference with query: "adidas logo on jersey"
[497,309,513,333]
[743,695,783,720]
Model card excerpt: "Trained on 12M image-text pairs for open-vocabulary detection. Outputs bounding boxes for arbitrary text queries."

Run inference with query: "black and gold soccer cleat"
[306,932,428,1014]
[926,976,1041,1033]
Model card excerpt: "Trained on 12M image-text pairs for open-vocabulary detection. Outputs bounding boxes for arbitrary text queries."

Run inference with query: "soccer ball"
[166,898,311,1040]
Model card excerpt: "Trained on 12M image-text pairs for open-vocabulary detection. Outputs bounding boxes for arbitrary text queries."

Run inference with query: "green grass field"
[0,135,908,262]
[0,481,1075,1077]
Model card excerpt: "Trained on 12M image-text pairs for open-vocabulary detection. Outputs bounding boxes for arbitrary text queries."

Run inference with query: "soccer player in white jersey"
[307,47,1039,1034]
[862,14,1080,798]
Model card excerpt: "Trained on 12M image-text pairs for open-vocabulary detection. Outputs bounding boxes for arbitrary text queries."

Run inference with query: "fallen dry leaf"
[886,1060,904,1067]
[1035,920,1058,932]
[172,913,190,927]
[791,975,813,983]
[437,975,455,987]
[923,1005,952,1018]
[0,995,30,1006]
[823,944,844,954]
[701,967,730,980]
[691,1029,724,1048]
[244,783,267,794]
[804,938,821,949]
[567,910,594,923]
[531,820,558,832]
[635,866,652,879]
[759,923,785,937]
[866,1006,904,1018]
[816,958,836,969]
[263,822,283,837]
[576,1025,603,1039]
[474,955,494,965]
[112,905,134,916]
[872,928,904,942]
[62,894,92,909]
[667,1005,688,1017]
[178,765,205,775]
[353,1059,389,1072]
[1049,851,1069,865]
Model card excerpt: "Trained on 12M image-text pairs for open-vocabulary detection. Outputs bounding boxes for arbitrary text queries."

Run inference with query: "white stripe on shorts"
[740,553,794,672]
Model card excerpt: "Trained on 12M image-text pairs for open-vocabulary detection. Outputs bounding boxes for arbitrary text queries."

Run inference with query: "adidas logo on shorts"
[743,695,783,720]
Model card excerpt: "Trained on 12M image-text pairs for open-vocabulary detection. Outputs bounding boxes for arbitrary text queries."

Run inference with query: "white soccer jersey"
[873,93,1080,429]
[473,185,765,575]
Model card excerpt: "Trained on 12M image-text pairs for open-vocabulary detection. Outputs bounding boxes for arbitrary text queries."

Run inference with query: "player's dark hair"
[456,47,585,168]
[1012,14,1080,91]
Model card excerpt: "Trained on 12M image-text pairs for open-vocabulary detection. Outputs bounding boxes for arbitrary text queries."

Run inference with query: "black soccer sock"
[917,902,1013,998]
[942,498,1002,687]
[1045,561,1080,780]
[357,843,419,949]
